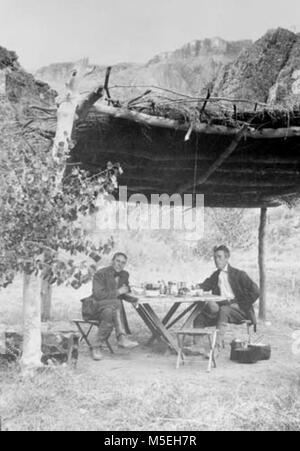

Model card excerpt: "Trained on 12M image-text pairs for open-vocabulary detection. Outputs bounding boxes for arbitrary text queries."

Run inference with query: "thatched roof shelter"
[2,36,299,322]
[70,87,300,209]
[2,50,298,321]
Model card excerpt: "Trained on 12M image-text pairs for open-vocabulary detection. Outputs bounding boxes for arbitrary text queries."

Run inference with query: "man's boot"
[114,308,126,337]
[91,347,104,361]
[117,334,139,349]
[93,318,114,360]
[113,309,138,348]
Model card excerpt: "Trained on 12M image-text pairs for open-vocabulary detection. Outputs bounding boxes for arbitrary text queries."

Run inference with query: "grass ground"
[1,321,300,431]
[1,264,300,431]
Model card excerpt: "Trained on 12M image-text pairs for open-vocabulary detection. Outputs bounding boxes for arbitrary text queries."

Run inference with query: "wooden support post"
[258,207,268,321]
[104,66,112,103]
[199,89,211,119]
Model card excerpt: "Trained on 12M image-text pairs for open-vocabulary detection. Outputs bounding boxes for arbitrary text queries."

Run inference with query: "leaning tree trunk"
[21,272,42,370]
[21,61,105,371]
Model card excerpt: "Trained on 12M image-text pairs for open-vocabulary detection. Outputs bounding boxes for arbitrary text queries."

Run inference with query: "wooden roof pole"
[93,104,300,139]
[258,207,268,321]
[179,125,247,193]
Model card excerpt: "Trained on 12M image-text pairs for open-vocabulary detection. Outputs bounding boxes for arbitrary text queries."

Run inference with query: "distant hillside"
[35,38,252,97]
[35,29,300,109]
[148,37,252,63]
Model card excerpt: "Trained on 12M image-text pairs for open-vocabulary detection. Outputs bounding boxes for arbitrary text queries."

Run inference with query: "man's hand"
[118,285,129,296]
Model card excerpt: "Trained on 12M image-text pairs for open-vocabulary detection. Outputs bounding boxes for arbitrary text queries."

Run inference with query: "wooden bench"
[176,328,219,373]
[245,320,256,343]
[72,320,114,354]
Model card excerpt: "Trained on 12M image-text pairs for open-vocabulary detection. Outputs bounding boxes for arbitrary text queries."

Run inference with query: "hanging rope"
[193,133,199,195]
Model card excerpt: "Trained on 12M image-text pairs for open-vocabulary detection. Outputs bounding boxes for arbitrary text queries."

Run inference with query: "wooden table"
[133,294,224,353]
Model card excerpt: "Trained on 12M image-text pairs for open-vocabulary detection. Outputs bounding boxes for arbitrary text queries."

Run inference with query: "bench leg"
[75,323,94,351]
[207,331,218,373]
[74,322,114,355]
[247,323,252,344]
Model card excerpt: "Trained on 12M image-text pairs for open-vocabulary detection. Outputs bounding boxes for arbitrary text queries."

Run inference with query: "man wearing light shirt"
[218,264,235,301]
[194,245,260,344]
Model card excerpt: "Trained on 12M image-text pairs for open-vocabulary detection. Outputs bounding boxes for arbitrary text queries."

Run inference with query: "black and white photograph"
[0,0,300,434]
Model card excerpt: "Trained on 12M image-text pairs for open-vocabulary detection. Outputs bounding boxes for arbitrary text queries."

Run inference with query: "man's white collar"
[222,264,229,273]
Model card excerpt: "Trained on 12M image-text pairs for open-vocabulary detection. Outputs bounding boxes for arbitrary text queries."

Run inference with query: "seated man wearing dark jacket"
[195,245,260,345]
[82,252,138,361]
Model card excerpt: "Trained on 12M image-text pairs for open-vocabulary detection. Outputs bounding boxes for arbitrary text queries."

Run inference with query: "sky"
[1,0,300,71]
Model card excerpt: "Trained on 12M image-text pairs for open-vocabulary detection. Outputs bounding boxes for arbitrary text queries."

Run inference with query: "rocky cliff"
[35,38,252,97]
[0,45,56,165]
[213,28,300,108]
[0,45,55,107]
[34,29,300,109]
[5,27,300,113]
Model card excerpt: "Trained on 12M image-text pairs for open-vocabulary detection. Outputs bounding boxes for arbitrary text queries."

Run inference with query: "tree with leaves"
[0,61,119,370]
[0,125,118,368]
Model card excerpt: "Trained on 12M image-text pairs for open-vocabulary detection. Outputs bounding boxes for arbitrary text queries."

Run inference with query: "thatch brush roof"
[70,88,300,208]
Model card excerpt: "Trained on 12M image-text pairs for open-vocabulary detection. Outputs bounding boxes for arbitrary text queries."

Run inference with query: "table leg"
[166,303,197,330]
[134,304,163,339]
[181,302,207,330]
[143,304,180,353]
[162,303,182,326]
[147,302,181,346]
